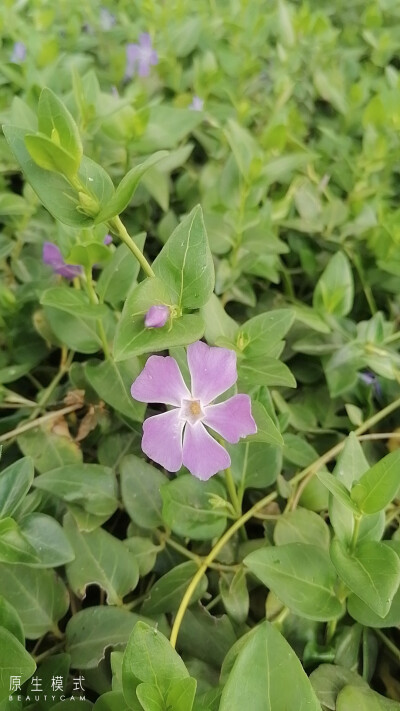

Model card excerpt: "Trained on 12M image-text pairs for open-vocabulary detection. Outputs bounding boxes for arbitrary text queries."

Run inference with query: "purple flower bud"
[144,305,169,328]
[189,96,204,111]
[10,42,26,64]
[43,242,82,280]
[125,33,158,80]
[103,234,113,245]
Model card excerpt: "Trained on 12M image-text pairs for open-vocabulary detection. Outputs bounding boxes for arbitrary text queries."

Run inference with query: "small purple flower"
[359,371,382,399]
[131,341,257,480]
[43,242,82,279]
[10,42,26,64]
[103,234,113,245]
[99,8,115,31]
[125,33,158,79]
[189,96,204,111]
[144,305,169,328]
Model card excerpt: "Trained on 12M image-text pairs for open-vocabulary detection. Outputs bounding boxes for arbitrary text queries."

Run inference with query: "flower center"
[181,398,204,425]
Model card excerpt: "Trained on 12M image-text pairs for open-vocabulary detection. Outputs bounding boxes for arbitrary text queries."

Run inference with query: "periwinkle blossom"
[131,340,257,480]
[103,234,113,245]
[359,371,382,399]
[144,305,169,328]
[125,33,158,79]
[43,242,82,279]
[10,42,26,64]
[189,96,204,111]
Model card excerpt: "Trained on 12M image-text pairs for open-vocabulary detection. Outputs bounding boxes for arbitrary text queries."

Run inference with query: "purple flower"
[125,33,158,79]
[131,341,257,480]
[144,305,169,328]
[99,8,115,31]
[189,96,204,111]
[103,234,113,245]
[43,242,82,279]
[359,371,382,399]
[10,42,26,64]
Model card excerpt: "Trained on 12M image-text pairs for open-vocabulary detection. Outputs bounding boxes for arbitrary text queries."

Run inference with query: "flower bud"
[144,305,169,328]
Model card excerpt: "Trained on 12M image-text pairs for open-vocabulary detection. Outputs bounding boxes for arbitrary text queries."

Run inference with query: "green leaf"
[67,242,111,269]
[25,133,79,179]
[33,464,118,517]
[0,457,33,519]
[0,564,69,639]
[64,513,139,605]
[18,513,74,568]
[178,606,236,667]
[317,471,361,513]
[44,306,104,354]
[66,607,158,669]
[135,684,164,711]
[330,433,371,545]
[350,450,400,514]
[166,677,197,711]
[245,543,343,621]
[238,357,296,388]
[3,126,113,227]
[141,561,208,615]
[219,621,321,711]
[0,518,39,564]
[274,508,330,549]
[243,400,283,446]
[95,151,168,223]
[122,622,189,706]
[330,540,400,617]
[120,455,165,529]
[161,474,228,540]
[347,585,400,628]
[17,426,82,474]
[96,241,144,307]
[238,309,295,358]
[114,277,205,361]
[93,691,130,711]
[309,664,368,710]
[0,628,36,703]
[38,87,82,164]
[337,685,400,710]
[135,106,203,151]
[85,358,145,422]
[41,287,109,319]
[219,568,249,624]
[152,205,215,309]
[313,251,354,317]
[0,596,24,644]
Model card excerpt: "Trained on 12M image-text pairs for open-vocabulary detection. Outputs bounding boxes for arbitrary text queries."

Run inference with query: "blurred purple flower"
[125,33,158,79]
[131,341,257,480]
[144,305,169,328]
[103,234,113,245]
[100,8,115,31]
[189,96,204,111]
[43,242,82,279]
[359,371,382,399]
[10,42,26,64]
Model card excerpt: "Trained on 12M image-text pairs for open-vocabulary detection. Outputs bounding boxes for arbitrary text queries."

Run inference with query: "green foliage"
[1,0,400,705]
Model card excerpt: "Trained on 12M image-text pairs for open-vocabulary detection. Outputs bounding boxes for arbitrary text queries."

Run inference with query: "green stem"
[110,216,155,278]
[29,350,74,421]
[350,515,362,554]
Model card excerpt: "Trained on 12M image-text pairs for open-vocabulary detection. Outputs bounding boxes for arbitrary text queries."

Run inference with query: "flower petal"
[203,394,257,443]
[43,242,64,269]
[142,409,184,472]
[144,305,169,328]
[182,422,230,480]
[187,341,237,405]
[131,355,190,406]
[54,264,82,279]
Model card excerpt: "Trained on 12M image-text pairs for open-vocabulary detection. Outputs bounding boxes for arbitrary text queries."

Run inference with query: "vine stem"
[0,404,82,443]
[110,216,155,278]
[84,268,111,360]
[169,395,400,648]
